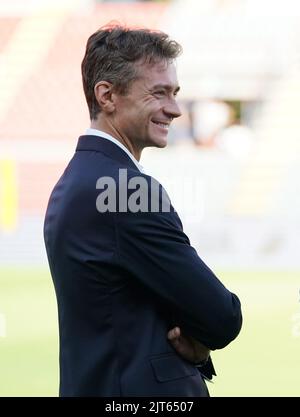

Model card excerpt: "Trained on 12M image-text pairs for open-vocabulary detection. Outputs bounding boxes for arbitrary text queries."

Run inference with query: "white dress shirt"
[85,128,145,173]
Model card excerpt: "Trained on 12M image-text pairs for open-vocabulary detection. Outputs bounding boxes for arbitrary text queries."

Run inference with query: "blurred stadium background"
[0,0,300,396]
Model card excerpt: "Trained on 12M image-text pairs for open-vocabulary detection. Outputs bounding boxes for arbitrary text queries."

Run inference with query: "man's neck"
[90,119,142,161]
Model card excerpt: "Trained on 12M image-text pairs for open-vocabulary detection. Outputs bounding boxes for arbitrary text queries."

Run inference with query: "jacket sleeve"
[114,209,242,351]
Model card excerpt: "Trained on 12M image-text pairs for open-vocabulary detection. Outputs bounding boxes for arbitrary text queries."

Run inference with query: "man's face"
[111,60,181,151]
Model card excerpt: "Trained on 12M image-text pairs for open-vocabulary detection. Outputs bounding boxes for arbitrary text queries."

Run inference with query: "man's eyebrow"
[151,84,180,93]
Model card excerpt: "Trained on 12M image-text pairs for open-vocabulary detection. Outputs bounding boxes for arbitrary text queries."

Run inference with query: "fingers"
[167,326,181,340]
[167,327,185,355]
[167,327,211,364]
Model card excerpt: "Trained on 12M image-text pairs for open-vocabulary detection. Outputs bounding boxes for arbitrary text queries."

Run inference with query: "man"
[44,25,242,397]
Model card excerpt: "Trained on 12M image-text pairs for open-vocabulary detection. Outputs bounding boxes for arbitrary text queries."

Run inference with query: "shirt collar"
[85,128,145,173]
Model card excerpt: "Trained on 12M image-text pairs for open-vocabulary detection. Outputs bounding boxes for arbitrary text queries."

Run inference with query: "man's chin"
[145,136,168,149]
[157,141,167,148]
[154,137,168,148]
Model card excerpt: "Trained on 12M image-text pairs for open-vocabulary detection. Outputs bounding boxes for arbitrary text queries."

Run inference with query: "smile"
[151,121,170,130]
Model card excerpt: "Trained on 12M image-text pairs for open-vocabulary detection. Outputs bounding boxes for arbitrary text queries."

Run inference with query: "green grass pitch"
[0,268,299,396]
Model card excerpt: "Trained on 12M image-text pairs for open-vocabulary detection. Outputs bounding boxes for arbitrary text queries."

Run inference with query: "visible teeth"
[154,122,169,129]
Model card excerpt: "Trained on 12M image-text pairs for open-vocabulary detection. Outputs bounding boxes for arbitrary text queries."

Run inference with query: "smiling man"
[92,59,181,157]
[44,25,242,397]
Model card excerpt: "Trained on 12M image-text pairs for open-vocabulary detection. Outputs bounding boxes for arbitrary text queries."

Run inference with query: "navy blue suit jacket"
[44,135,242,397]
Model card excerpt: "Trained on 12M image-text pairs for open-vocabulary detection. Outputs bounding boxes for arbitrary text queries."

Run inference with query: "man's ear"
[94,81,115,113]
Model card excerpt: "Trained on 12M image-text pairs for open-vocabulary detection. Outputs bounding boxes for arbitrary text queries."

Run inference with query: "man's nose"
[164,98,182,119]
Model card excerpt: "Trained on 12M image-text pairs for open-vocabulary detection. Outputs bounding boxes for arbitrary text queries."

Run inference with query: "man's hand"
[167,326,210,364]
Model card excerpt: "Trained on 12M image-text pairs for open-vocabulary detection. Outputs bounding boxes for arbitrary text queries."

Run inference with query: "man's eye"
[155,91,165,96]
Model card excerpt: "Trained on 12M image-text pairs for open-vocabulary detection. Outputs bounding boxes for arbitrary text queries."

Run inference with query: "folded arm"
[114,208,242,351]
